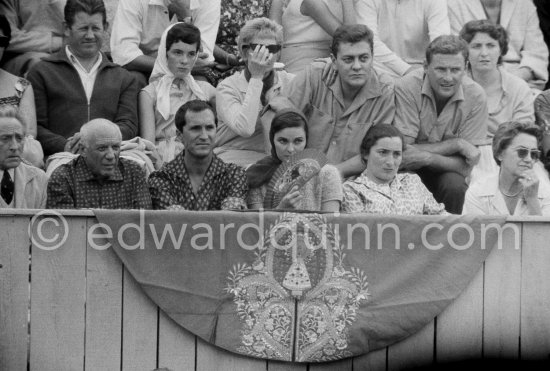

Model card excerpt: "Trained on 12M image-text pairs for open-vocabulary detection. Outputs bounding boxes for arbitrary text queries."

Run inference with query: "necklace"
[499,185,521,198]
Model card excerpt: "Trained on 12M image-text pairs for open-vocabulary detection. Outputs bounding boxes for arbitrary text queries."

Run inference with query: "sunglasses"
[243,43,281,54]
[0,36,8,48]
[514,147,541,161]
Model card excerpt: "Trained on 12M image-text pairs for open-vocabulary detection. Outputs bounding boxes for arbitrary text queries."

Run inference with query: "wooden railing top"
[2,208,550,223]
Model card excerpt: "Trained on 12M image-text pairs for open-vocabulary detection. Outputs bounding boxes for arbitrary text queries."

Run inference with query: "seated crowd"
[1,0,550,217]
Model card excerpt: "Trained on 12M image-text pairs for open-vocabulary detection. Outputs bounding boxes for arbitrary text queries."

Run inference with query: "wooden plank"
[353,347,387,371]
[29,215,87,370]
[309,358,353,371]
[520,222,550,359]
[121,267,159,371]
[388,321,434,370]
[85,218,123,371]
[157,310,196,371]
[196,336,267,371]
[0,216,31,371]
[267,360,307,371]
[483,223,521,358]
[436,263,484,362]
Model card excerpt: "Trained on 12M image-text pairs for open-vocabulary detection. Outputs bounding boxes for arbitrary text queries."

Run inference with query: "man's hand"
[457,139,481,167]
[167,0,191,21]
[400,145,432,171]
[64,133,82,154]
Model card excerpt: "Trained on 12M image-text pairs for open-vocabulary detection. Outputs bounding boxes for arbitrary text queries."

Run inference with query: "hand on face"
[247,45,276,79]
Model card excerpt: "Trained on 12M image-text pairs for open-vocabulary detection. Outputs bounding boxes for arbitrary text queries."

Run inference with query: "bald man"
[46,119,152,209]
[0,107,47,208]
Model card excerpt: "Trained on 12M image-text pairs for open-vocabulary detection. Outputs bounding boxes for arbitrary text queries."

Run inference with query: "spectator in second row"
[394,35,486,214]
[448,0,548,89]
[27,0,138,158]
[139,22,215,163]
[0,15,43,168]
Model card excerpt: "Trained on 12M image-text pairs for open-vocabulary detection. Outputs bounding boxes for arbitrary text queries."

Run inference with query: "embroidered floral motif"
[225,213,370,362]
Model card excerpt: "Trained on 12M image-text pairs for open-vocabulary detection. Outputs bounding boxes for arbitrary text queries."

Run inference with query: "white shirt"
[66,46,102,103]
[357,0,450,77]
[110,0,219,66]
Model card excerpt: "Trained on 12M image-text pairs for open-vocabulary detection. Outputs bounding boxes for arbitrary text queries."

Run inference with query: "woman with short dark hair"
[342,125,446,215]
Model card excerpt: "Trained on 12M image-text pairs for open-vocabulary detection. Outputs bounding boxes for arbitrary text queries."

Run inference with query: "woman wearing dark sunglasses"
[215,17,294,167]
[464,121,550,215]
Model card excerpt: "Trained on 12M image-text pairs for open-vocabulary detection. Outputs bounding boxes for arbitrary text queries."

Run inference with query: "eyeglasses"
[513,147,541,161]
[0,36,9,48]
[243,43,282,54]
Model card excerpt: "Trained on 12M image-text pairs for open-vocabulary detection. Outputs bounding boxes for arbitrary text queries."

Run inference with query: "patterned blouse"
[148,152,248,210]
[342,172,447,215]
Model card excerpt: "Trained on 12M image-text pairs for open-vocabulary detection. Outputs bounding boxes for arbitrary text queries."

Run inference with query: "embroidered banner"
[93,210,508,362]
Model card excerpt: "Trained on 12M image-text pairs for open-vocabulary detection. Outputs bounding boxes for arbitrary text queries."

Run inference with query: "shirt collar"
[329,65,386,105]
[74,155,124,182]
[0,168,15,179]
[65,45,102,72]
[159,0,199,10]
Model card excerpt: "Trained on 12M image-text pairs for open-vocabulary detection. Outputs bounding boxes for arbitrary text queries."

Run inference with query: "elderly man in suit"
[0,106,47,209]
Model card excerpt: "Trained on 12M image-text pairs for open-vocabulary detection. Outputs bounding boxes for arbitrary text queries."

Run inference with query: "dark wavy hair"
[175,100,216,132]
[492,121,541,166]
[359,125,405,163]
[166,22,201,52]
[269,109,309,160]
[331,24,374,56]
[426,35,468,65]
[459,20,509,64]
[64,0,107,27]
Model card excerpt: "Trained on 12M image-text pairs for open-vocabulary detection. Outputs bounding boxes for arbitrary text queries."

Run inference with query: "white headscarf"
[149,22,207,120]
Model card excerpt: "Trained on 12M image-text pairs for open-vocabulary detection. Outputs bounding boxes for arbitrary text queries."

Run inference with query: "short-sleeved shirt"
[47,156,152,209]
[342,172,447,215]
[394,69,488,145]
[247,164,343,210]
[148,151,248,210]
[284,59,395,164]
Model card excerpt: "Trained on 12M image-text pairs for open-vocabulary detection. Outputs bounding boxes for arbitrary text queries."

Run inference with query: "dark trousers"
[417,168,468,214]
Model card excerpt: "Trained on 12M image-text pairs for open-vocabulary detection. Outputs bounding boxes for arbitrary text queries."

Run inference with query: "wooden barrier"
[1,211,549,371]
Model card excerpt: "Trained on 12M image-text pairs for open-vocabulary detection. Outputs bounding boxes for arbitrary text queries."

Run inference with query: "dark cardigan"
[27,50,138,156]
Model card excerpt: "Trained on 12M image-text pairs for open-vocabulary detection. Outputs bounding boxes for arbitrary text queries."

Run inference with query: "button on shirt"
[394,69,488,145]
[148,152,248,210]
[66,46,102,102]
[47,156,152,209]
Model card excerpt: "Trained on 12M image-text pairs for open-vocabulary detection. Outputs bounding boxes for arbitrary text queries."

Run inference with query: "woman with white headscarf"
[139,22,216,163]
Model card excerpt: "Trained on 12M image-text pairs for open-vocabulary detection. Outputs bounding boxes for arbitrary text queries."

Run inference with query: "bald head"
[79,119,122,179]
[80,119,122,147]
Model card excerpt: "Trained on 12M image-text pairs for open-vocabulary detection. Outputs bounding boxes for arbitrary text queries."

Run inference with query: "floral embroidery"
[226,213,370,362]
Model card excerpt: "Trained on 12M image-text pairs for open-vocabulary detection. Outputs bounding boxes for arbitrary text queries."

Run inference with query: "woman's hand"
[519,169,540,200]
[277,186,303,209]
[248,45,275,79]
